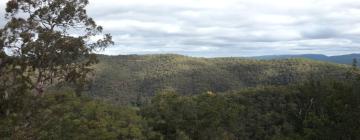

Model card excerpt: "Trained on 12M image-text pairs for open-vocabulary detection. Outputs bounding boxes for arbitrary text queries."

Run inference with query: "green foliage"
[140,79,360,140]
[1,1,115,138]
[1,0,113,96]
[0,91,152,140]
[2,78,358,140]
[293,80,360,140]
[141,91,238,140]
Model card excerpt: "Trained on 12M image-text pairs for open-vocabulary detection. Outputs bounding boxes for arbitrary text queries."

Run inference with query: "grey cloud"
[4,0,356,57]
[58,0,360,57]
[301,26,340,39]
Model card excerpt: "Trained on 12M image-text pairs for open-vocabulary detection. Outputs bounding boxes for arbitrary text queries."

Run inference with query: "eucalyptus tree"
[0,0,113,96]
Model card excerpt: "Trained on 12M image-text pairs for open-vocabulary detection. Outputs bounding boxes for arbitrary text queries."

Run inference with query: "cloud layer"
[1,0,360,57]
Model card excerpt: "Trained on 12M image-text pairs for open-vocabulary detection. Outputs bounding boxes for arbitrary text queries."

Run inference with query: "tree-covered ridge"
[90,54,350,104]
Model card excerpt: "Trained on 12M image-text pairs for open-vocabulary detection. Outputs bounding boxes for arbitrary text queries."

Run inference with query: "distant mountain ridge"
[250,54,360,65]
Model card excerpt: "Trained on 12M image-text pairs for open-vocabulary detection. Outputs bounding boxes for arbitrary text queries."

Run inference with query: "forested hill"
[89,54,350,104]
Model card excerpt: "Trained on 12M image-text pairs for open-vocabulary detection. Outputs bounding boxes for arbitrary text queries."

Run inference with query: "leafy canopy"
[0,0,113,96]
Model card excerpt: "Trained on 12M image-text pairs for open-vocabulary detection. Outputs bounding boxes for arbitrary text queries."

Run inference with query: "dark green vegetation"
[1,91,149,140]
[2,75,360,140]
[90,54,350,104]
[141,79,360,140]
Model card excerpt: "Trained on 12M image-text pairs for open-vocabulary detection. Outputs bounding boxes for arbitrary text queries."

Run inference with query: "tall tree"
[0,0,113,96]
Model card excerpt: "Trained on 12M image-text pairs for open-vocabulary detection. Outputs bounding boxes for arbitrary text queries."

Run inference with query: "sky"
[2,0,360,57]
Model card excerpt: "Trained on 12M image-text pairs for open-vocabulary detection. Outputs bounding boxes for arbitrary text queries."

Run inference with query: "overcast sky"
[2,0,360,57]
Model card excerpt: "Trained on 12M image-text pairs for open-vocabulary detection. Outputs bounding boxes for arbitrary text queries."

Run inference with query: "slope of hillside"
[89,54,351,104]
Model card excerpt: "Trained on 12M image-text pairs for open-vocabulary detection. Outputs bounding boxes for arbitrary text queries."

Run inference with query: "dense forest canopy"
[89,54,350,104]
[1,76,360,140]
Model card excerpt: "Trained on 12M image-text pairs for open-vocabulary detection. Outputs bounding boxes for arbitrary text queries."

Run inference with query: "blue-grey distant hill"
[251,54,360,65]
